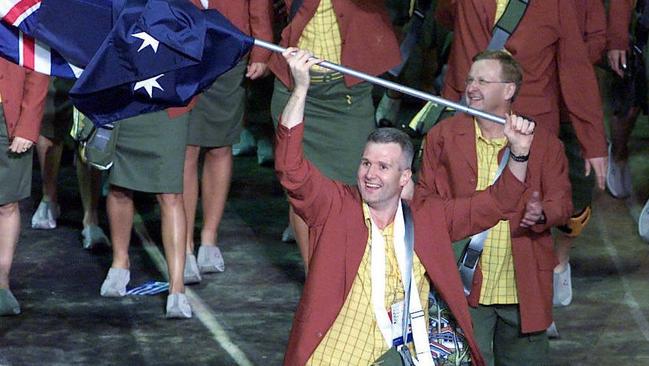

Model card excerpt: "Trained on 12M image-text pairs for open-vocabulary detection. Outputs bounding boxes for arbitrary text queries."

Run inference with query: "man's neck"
[368,201,399,230]
[477,113,506,140]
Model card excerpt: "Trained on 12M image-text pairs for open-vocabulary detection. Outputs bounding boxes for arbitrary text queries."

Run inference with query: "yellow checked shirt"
[474,121,518,305]
[307,204,429,365]
[297,0,342,72]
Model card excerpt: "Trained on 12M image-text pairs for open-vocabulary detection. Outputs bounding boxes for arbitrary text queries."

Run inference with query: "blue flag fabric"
[31,0,113,68]
[69,0,254,126]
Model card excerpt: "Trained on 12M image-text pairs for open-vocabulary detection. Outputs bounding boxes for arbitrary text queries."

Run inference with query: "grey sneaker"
[256,138,274,166]
[197,245,225,273]
[100,268,130,297]
[183,254,202,284]
[639,199,649,242]
[232,128,256,156]
[281,225,295,243]
[375,92,402,127]
[553,263,572,307]
[546,321,560,339]
[0,288,21,316]
[31,200,60,229]
[81,225,111,250]
[166,293,192,319]
[606,146,631,199]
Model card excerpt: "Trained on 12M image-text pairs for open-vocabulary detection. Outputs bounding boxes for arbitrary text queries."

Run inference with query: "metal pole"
[253,39,506,125]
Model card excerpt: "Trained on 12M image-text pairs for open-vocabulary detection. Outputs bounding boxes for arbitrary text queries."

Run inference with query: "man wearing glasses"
[413,50,572,365]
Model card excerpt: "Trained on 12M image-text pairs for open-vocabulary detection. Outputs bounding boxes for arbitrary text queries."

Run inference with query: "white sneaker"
[183,253,202,284]
[81,225,110,250]
[546,321,560,339]
[232,128,256,156]
[100,268,130,297]
[281,225,295,243]
[166,293,192,319]
[606,145,631,199]
[553,263,572,307]
[375,92,402,127]
[31,200,60,229]
[639,199,649,242]
[197,245,224,273]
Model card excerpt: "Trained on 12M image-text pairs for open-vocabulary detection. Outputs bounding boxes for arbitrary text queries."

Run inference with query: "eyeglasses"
[464,77,513,87]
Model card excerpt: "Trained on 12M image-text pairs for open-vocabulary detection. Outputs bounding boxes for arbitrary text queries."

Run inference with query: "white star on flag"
[134,74,165,98]
[132,32,160,53]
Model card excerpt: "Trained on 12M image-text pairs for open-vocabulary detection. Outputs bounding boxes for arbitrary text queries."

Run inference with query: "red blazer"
[414,113,572,333]
[268,0,401,88]
[275,123,533,365]
[190,0,273,63]
[574,0,607,65]
[607,0,633,51]
[442,0,607,159]
[0,58,48,142]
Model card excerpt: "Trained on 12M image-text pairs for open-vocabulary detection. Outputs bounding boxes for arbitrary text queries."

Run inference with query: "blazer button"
[317,332,323,338]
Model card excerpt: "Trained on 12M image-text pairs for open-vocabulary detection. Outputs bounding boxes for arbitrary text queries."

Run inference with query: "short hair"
[472,50,523,100]
[366,127,414,169]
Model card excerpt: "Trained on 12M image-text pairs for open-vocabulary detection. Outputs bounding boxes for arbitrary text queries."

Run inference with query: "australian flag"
[0,0,255,126]
[0,0,83,77]
[69,0,254,126]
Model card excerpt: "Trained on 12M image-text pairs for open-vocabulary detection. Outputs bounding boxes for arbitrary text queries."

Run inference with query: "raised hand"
[503,113,535,157]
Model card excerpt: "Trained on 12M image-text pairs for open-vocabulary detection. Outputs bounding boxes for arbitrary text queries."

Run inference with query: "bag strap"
[457,147,510,295]
[401,200,414,346]
[488,0,530,50]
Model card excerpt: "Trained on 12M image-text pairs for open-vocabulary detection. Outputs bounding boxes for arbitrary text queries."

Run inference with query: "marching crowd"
[0,0,647,365]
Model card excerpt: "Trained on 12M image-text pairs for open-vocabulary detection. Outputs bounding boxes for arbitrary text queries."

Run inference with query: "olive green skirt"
[0,111,33,205]
[109,111,188,194]
[187,61,247,147]
[271,77,375,185]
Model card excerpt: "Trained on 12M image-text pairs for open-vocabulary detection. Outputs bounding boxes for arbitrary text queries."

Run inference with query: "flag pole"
[253,39,506,125]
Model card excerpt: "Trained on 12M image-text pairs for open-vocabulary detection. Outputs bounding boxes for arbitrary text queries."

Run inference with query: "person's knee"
[0,202,19,217]
[108,186,133,202]
[156,193,183,207]
[205,146,232,161]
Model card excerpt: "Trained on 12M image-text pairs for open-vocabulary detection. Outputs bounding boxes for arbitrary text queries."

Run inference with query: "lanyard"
[370,201,434,365]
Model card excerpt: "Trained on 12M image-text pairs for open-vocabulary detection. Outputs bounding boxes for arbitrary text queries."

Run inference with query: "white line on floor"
[132,213,254,366]
[595,208,649,342]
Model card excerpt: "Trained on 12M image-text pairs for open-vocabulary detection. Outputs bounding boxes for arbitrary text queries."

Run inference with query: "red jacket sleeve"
[248,0,273,63]
[607,0,633,51]
[13,70,48,143]
[558,0,607,159]
[582,0,607,64]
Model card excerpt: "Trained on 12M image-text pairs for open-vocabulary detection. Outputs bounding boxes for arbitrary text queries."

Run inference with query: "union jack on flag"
[0,0,81,78]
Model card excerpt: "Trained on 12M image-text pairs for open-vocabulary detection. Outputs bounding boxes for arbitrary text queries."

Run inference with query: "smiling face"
[464,59,516,116]
[356,142,412,211]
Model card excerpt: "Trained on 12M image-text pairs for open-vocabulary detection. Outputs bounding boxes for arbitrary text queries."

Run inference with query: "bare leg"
[157,193,186,294]
[0,202,20,289]
[183,145,201,254]
[289,206,310,274]
[76,154,102,227]
[36,135,63,203]
[199,146,232,247]
[554,235,571,273]
[107,186,134,269]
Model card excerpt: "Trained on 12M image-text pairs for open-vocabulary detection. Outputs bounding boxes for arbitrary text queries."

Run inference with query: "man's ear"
[504,83,516,102]
[400,168,412,187]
